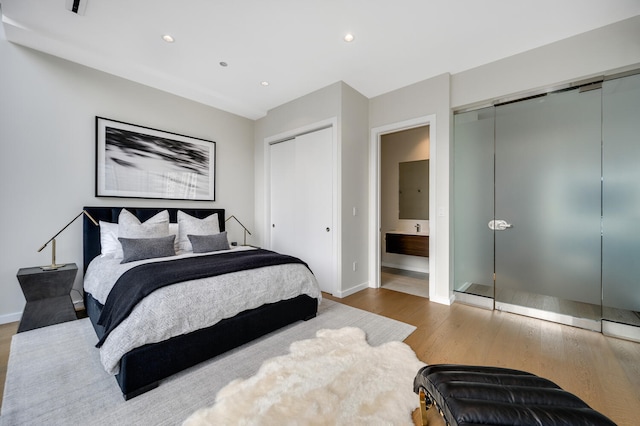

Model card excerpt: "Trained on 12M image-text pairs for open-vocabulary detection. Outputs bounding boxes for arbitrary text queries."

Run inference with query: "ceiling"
[2,0,639,120]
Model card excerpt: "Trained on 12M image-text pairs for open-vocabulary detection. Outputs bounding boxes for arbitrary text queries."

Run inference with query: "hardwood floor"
[0,321,18,413]
[2,290,639,424]
[324,288,640,426]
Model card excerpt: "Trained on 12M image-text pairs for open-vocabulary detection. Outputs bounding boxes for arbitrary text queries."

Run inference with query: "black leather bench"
[413,364,616,426]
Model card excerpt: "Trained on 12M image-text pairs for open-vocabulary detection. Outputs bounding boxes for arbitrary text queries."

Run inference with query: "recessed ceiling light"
[344,33,355,42]
[162,34,175,43]
[219,62,228,67]
[261,81,269,86]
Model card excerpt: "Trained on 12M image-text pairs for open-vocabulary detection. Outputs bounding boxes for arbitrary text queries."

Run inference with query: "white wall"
[339,83,370,295]
[368,16,640,305]
[370,74,452,304]
[2,15,638,322]
[0,26,255,323]
[452,15,640,110]
[254,81,369,296]
[254,82,341,247]
[370,73,452,304]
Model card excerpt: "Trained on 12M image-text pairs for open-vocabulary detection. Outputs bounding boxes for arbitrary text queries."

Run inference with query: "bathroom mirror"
[399,159,429,219]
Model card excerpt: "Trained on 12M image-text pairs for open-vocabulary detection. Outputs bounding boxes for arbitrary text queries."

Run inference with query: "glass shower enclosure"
[453,71,640,341]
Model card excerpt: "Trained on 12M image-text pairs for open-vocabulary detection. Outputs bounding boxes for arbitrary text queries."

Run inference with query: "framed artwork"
[95,117,215,201]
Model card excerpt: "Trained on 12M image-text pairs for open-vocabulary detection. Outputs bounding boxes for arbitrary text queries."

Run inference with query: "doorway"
[379,126,430,297]
[369,115,436,299]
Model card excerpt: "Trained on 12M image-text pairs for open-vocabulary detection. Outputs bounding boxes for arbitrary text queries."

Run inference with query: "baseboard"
[496,301,601,332]
[429,294,453,306]
[602,320,640,343]
[1,301,84,325]
[0,311,22,325]
[455,281,472,292]
[332,281,369,298]
[454,291,494,310]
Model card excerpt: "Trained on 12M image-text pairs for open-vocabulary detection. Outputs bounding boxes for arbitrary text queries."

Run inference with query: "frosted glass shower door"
[494,88,602,328]
[602,73,640,334]
[453,107,495,303]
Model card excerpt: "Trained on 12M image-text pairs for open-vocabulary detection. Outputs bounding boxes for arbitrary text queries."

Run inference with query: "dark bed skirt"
[84,292,318,399]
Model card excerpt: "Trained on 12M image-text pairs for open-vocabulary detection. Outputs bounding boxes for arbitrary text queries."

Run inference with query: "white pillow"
[99,221,120,257]
[117,209,170,258]
[169,223,179,254]
[177,211,220,253]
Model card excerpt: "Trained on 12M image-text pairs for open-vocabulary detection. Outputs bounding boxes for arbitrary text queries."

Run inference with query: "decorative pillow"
[188,232,230,253]
[177,211,220,253]
[117,209,170,258]
[169,223,180,254]
[119,235,176,264]
[99,221,119,257]
[119,209,170,237]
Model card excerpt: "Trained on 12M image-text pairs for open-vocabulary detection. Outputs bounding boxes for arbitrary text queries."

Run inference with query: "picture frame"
[95,117,216,201]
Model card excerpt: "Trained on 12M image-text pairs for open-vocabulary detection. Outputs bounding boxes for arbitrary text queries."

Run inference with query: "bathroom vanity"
[385,232,429,257]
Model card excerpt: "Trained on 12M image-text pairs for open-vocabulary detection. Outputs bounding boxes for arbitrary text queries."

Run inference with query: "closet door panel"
[269,128,334,294]
[295,128,333,292]
[270,139,297,255]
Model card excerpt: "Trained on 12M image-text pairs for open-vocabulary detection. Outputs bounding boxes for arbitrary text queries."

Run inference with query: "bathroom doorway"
[379,126,430,298]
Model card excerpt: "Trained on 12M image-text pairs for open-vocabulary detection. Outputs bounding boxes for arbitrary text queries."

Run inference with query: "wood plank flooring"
[0,321,18,413]
[324,288,640,426]
[2,290,639,425]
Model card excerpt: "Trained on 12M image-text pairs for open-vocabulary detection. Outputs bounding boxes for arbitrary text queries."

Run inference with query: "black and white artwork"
[96,117,215,200]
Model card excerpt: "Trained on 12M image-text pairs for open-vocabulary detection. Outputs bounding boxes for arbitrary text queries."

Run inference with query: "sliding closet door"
[270,139,297,255]
[602,72,640,338]
[494,88,602,328]
[269,128,334,294]
[295,128,333,292]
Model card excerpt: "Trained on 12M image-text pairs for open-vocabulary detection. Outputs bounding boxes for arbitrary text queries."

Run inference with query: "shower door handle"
[488,220,512,231]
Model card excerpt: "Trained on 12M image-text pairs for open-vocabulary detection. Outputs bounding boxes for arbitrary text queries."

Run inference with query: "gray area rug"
[1,299,416,425]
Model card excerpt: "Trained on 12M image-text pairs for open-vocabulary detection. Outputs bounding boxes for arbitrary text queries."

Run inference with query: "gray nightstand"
[17,263,78,333]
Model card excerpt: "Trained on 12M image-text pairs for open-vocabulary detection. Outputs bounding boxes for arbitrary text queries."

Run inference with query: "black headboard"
[82,207,225,272]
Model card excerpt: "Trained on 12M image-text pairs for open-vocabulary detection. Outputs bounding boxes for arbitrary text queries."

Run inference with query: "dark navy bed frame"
[82,206,318,400]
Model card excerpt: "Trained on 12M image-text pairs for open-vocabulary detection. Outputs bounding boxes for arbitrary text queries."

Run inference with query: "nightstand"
[17,263,78,333]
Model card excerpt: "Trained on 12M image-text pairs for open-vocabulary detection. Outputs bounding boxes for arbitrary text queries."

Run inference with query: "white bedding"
[84,247,321,375]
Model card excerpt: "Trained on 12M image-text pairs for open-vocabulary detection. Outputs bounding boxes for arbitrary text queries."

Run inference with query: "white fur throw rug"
[184,327,425,425]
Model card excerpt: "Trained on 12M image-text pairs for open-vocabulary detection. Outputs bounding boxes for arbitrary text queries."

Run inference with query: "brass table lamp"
[225,215,252,246]
[38,210,99,270]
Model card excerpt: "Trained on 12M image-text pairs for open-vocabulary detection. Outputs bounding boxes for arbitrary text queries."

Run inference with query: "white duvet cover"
[84,247,321,374]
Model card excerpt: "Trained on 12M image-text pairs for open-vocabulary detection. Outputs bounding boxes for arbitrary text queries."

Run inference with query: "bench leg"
[419,389,431,426]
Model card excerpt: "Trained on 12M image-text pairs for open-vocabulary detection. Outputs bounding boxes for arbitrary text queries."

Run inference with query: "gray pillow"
[119,235,176,264]
[188,232,230,253]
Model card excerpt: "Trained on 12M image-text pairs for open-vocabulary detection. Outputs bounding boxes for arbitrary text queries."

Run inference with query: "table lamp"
[225,215,252,246]
[38,210,99,270]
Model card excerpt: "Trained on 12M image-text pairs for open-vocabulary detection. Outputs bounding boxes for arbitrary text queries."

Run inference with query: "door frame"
[263,118,339,295]
[369,115,436,298]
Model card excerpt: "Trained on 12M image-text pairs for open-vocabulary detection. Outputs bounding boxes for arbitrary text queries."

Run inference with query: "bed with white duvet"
[82,207,320,399]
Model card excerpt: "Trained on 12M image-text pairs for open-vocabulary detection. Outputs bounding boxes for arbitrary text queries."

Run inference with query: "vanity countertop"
[387,230,429,236]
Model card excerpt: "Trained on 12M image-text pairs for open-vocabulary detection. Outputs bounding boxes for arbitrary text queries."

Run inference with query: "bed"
[82,206,320,400]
